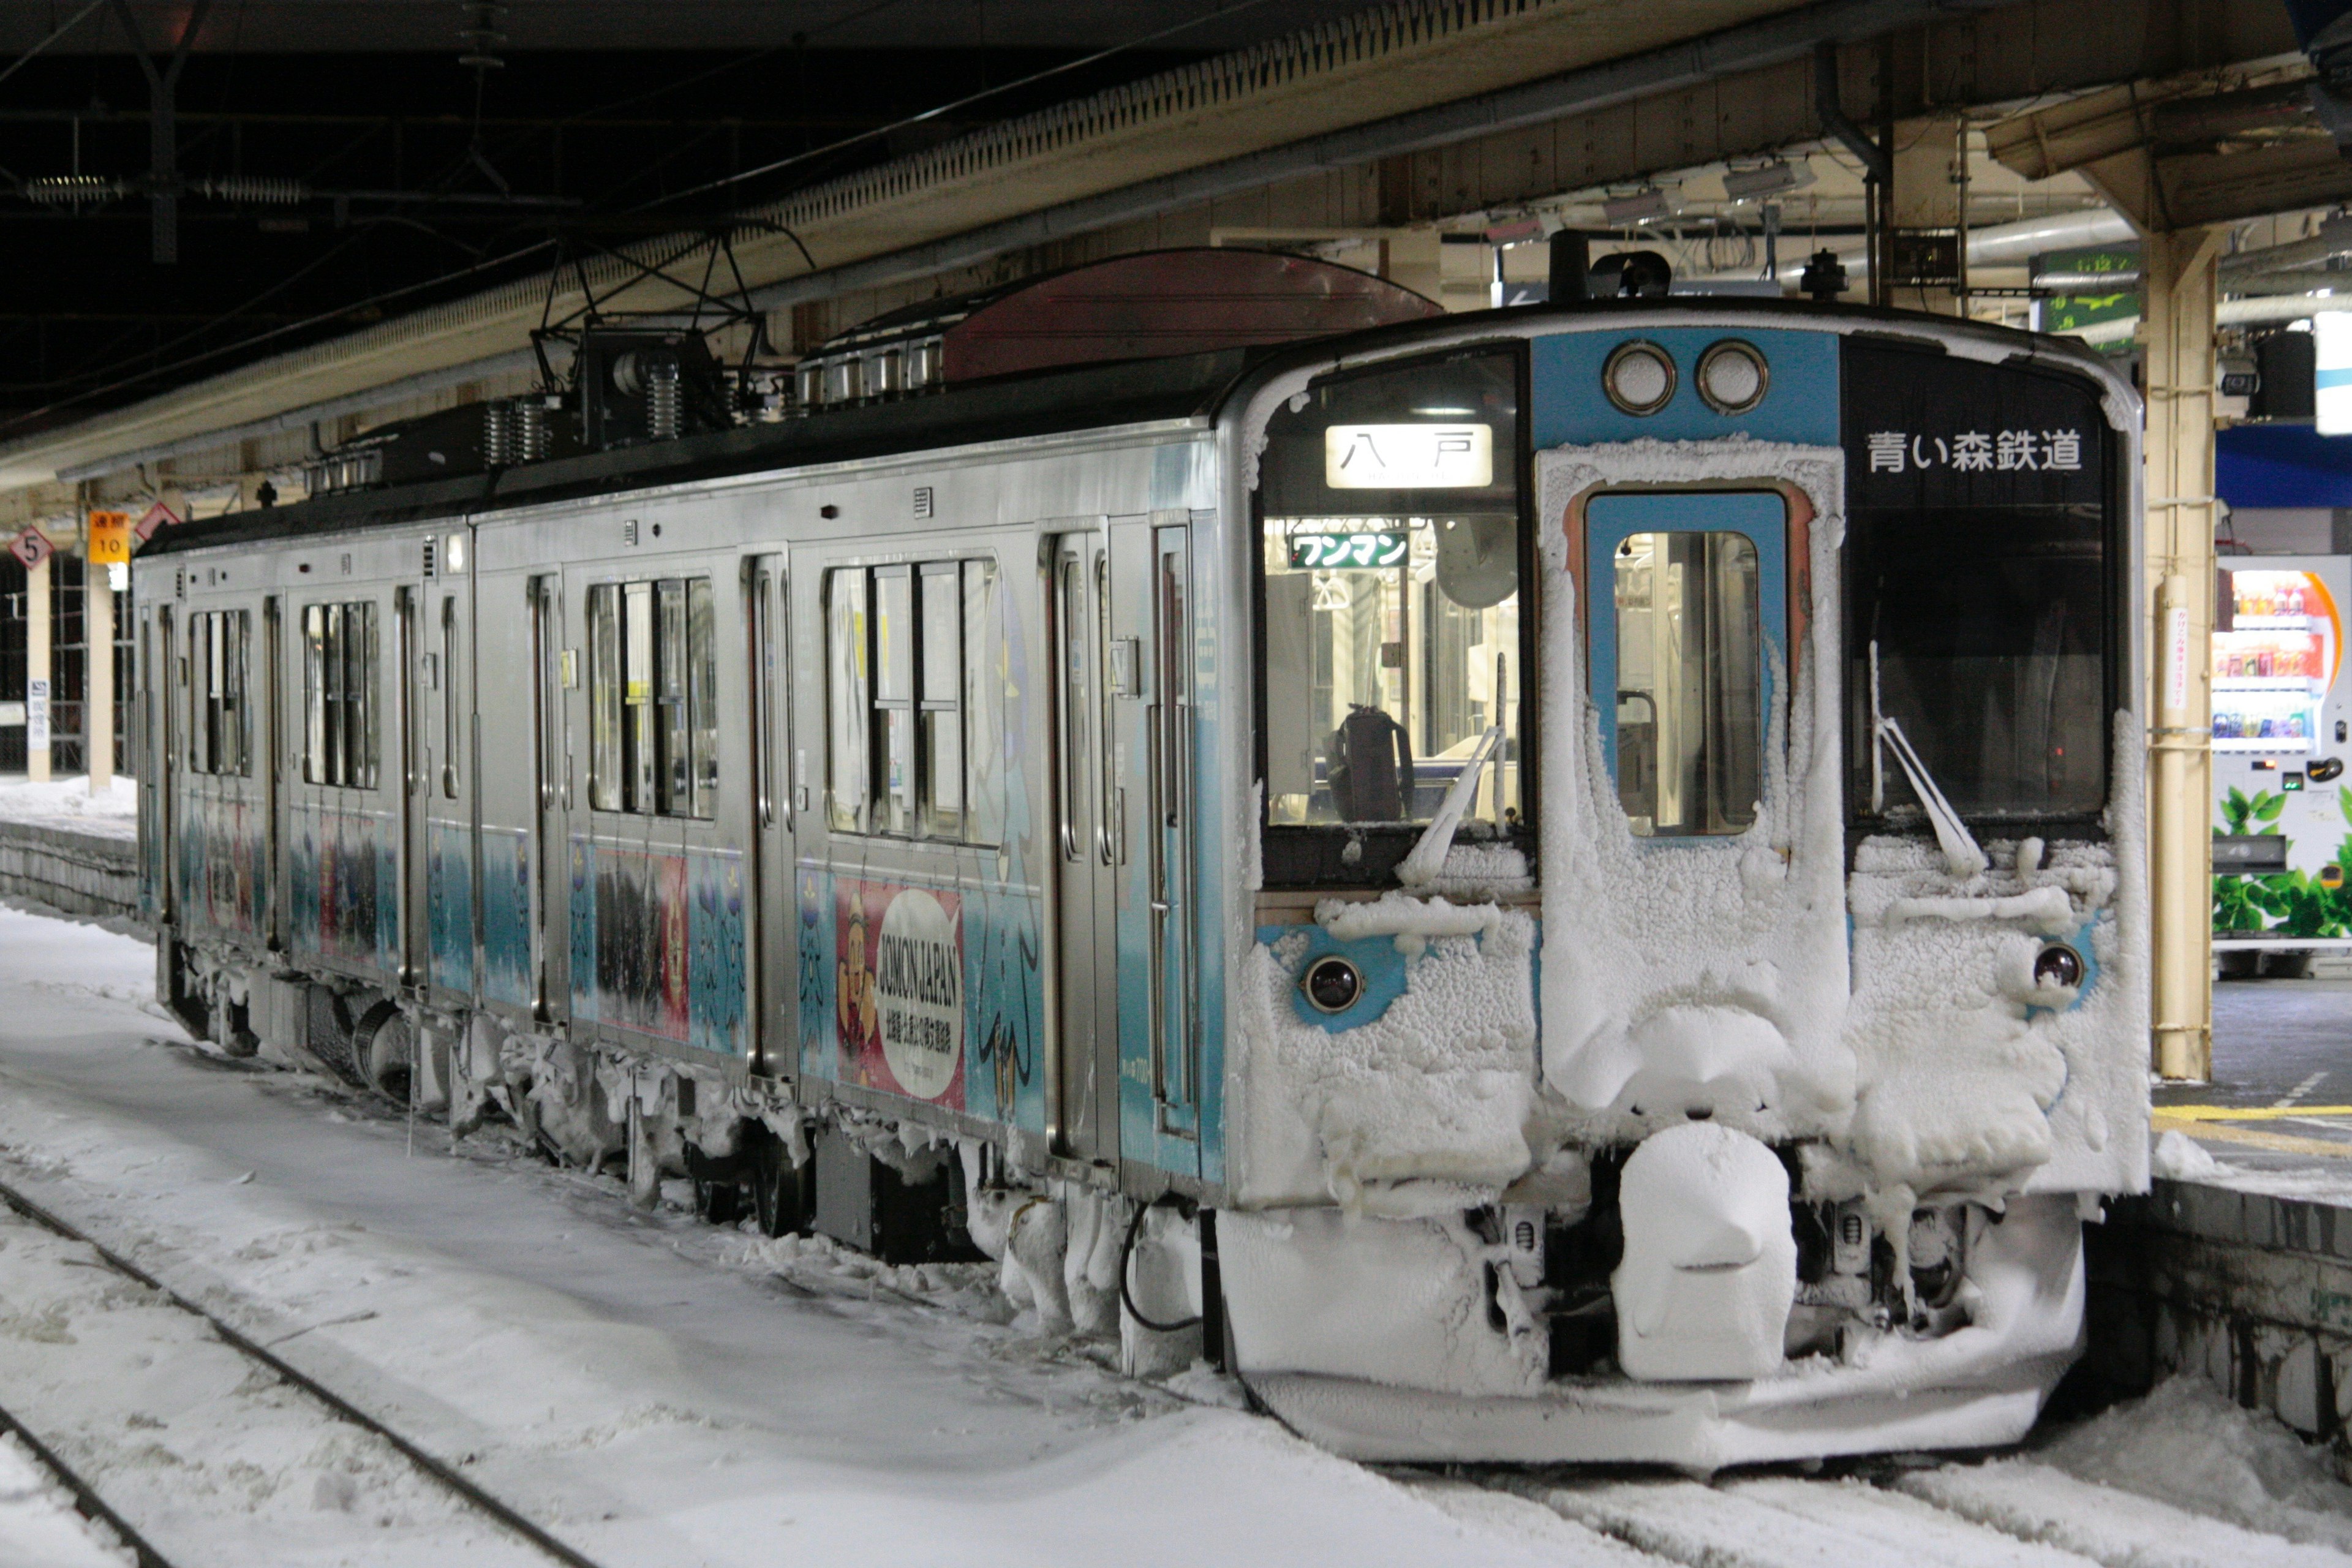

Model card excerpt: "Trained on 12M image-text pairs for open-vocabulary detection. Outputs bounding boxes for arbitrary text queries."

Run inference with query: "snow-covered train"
[135,247,2146,1469]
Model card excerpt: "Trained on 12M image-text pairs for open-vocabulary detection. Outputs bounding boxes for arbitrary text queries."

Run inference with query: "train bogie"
[137,266,2147,1467]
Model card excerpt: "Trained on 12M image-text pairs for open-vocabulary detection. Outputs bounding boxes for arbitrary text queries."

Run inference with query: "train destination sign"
[1324,423,1493,488]
[1289,530,1408,569]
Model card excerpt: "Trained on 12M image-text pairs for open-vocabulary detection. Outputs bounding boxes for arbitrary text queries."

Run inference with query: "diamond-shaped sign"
[7,527,52,570]
[134,500,181,543]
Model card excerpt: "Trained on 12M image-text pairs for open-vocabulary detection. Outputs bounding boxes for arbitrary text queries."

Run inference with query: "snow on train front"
[1215,305,2147,1467]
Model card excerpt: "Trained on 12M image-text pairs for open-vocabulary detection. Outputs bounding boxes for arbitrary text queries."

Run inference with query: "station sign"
[7,526,52,570]
[1324,423,1494,489]
[86,510,133,564]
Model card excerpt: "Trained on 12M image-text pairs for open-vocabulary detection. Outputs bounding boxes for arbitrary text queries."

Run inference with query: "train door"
[745,555,793,1076]
[264,595,286,951]
[527,574,569,1022]
[394,585,427,987]
[1050,530,1120,1165]
[1107,518,1200,1166]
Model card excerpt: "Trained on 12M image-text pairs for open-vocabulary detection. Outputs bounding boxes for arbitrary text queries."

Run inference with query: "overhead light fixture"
[1601,188,1676,226]
[1720,161,1817,202]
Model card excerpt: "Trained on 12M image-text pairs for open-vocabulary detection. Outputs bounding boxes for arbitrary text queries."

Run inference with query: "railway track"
[1396,1457,2352,1568]
[0,1177,609,1568]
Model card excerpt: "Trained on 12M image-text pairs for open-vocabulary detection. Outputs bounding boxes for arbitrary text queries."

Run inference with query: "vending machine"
[2211,556,2352,946]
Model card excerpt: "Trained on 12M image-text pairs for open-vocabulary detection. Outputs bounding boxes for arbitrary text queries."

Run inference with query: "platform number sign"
[7,526,52,570]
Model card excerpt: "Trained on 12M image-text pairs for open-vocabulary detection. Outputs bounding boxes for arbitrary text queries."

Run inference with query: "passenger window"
[961,559,1001,845]
[1610,530,1762,837]
[873,566,915,834]
[301,601,376,788]
[919,563,963,837]
[824,568,870,832]
[587,584,624,812]
[824,559,998,843]
[440,595,460,799]
[587,576,717,820]
[688,578,718,820]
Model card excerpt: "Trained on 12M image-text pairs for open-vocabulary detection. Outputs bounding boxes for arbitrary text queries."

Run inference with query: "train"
[134,244,2147,1469]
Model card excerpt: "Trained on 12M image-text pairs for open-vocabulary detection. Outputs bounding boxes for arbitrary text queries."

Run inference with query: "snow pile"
[2041,1374,2352,1552]
[0,774,137,837]
[1844,802,2147,1198]
[2152,1128,2223,1180]
[1231,901,1537,1211]
[1534,440,1856,1153]
[1220,1207,1545,1396]
[1612,1123,1794,1380]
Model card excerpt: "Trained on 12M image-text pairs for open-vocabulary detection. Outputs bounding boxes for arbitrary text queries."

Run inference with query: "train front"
[1213,307,2146,1467]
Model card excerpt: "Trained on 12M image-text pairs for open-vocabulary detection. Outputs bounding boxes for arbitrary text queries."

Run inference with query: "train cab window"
[1608,530,1762,836]
[824,559,999,843]
[1848,505,2109,823]
[301,602,377,789]
[185,609,252,777]
[587,576,717,820]
[1255,347,1527,880]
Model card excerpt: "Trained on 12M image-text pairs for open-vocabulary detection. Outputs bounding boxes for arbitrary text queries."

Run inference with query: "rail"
[0,1175,610,1568]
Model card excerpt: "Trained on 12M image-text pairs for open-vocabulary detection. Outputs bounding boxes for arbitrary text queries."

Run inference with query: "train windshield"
[1847,503,2109,823]
[1255,349,1525,846]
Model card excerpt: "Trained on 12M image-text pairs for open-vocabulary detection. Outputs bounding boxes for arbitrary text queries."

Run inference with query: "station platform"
[2091,973,2352,1455]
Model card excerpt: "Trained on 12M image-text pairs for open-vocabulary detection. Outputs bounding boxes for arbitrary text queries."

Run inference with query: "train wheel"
[695,1176,745,1226]
[747,1125,811,1239]
[353,1005,413,1104]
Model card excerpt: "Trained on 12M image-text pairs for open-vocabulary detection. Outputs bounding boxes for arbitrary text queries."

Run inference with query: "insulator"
[23,175,127,205]
[515,399,549,462]
[197,176,310,205]
[481,401,515,467]
[646,358,682,442]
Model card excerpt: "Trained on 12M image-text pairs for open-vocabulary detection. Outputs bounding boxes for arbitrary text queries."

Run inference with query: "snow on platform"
[0,777,135,842]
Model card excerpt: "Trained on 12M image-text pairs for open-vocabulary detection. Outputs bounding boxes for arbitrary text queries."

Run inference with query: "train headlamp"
[1695,339,1769,414]
[1302,955,1365,1014]
[1602,341,1676,415]
[2032,944,2084,990]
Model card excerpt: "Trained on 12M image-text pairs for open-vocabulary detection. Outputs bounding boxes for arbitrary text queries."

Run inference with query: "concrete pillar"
[2143,227,2225,1082]
[24,554,49,783]
[86,556,113,793]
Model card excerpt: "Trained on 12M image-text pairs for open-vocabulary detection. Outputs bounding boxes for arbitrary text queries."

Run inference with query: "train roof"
[141,295,2126,559]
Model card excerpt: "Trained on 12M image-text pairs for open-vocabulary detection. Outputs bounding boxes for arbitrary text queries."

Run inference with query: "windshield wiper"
[1871,639,1988,879]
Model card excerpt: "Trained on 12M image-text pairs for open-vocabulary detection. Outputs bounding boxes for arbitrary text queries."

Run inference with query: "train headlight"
[2032,944,2084,990]
[1695,339,1769,414]
[1602,341,1676,415]
[1302,955,1364,1014]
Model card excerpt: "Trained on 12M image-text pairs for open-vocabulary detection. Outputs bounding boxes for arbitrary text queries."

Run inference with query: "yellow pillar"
[86,555,113,794]
[2142,227,2223,1082]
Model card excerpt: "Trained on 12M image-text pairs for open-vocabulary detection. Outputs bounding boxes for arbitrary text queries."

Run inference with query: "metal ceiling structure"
[0,0,2318,508]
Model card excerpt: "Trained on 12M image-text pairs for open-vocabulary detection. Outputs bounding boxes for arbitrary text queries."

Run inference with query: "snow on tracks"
[1424,1460,2352,1568]
[1897,1459,2352,1568]
[0,1429,138,1567]
[0,1192,584,1568]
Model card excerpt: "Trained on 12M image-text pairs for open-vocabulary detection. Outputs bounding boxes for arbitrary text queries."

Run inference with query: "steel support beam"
[742,0,1968,314]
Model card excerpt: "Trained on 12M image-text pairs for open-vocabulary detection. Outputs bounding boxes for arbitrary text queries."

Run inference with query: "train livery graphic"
[135,247,2146,1468]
